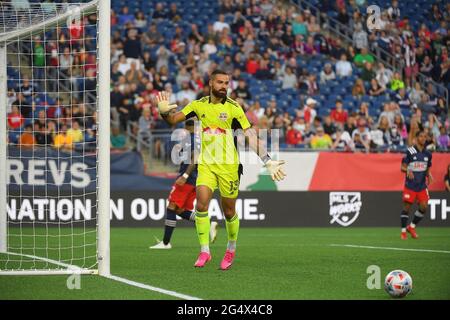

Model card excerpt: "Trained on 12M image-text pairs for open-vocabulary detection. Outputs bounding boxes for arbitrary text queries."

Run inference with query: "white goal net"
[0,0,110,275]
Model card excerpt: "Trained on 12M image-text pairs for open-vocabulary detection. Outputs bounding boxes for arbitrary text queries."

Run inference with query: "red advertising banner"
[309,152,450,191]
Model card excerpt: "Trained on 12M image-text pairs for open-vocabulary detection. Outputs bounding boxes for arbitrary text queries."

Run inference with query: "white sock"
[227,241,236,252]
[401,228,406,232]
[410,223,416,228]
[201,245,210,253]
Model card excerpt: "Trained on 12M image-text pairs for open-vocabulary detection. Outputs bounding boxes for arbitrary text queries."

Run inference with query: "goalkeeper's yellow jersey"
[181,96,251,172]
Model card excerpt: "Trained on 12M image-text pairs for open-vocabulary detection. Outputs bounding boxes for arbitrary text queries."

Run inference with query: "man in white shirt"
[335,53,353,77]
[176,81,197,107]
[213,14,230,33]
[375,62,393,89]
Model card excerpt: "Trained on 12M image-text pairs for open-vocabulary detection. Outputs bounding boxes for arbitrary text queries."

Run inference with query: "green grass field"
[1,227,450,300]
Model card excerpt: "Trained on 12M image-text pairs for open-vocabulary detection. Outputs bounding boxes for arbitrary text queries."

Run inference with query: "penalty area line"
[329,244,450,254]
[106,274,202,300]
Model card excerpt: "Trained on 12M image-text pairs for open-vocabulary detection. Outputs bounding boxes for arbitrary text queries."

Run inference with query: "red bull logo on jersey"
[202,126,227,135]
[218,112,229,121]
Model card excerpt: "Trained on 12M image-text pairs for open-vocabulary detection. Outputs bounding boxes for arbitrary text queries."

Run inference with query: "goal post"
[0,0,110,276]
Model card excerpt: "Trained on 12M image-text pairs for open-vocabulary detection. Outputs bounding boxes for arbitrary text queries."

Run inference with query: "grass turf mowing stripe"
[106,274,202,300]
[330,244,450,254]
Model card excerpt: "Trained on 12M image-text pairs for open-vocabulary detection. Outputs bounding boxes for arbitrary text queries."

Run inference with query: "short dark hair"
[210,69,229,79]
[185,119,195,127]
[415,130,425,137]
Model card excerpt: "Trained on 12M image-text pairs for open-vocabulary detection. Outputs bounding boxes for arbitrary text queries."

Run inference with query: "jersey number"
[229,180,239,193]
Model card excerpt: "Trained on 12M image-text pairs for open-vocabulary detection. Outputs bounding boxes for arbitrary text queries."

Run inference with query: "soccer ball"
[384,270,413,298]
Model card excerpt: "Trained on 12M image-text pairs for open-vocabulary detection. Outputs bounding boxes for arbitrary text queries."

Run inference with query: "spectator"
[118,6,135,25]
[323,116,336,136]
[387,0,401,21]
[393,114,408,140]
[175,66,192,88]
[352,78,366,97]
[360,103,375,126]
[292,14,308,38]
[303,98,318,124]
[332,127,354,151]
[134,11,148,29]
[53,124,73,150]
[330,38,347,61]
[305,74,319,96]
[379,102,403,126]
[281,67,298,90]
[390,72,405,92]
[286,124,302,146]
[420,56,434,78]
[335,53,353,77]
[361,62,376,82]
[320,63,336,83]
[123,28,142,60]
[387,125,405,150]
[344,114,357,135]
[167,3,181,22]
[409,82,425,105]
[375,63,393,89]
[7,105,24,130]
[352,118,371,152]
[330,99,348,125]
[34,122,53,146]
[368,79,385,96]
[303,36,319,55]
[310,126,332,149]
[145,24,163,47]
[19,124,35,147]
[111,126,127,150]
[437,126,449,151]
[176,81,196,107]
[394,88,412,109]
[352,24,368,50]
[235,79,252,100]
[353,47,375,68]
[66,120,83,143]
[152,3,167,20]
[213,14,231,33]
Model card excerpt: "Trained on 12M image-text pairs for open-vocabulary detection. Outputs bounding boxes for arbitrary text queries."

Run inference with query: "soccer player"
[400,130,433,240]
[150,120,218,249]
[155,69,286,269]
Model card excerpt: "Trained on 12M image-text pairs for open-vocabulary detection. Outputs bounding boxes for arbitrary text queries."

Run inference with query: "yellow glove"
[156,91,178,115]
[264,160,287,181]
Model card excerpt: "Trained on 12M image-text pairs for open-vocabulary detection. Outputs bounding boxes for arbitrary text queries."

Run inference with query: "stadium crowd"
[5,0,450,153]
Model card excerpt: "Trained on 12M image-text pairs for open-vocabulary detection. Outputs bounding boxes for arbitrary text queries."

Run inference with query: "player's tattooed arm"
[244,127,286,181]
[243,127,269,160]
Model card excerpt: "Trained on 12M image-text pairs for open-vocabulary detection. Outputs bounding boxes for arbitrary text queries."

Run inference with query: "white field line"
[1,252,202,300]
[0,251,95,274]
[330,244,450,254]
[106,274,202,300]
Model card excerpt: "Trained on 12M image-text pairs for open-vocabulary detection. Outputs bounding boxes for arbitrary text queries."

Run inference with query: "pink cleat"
[194,252,211,268]
[220,250,235,270]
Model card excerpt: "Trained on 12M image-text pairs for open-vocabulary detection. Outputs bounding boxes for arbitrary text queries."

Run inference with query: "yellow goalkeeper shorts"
[196,164,241,198]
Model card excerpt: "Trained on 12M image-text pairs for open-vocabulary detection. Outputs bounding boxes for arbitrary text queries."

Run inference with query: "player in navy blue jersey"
[150,120,218,249]
[400,130,433,240]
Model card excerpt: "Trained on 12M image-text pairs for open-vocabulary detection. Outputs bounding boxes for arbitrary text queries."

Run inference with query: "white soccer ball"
[384,270,413,298]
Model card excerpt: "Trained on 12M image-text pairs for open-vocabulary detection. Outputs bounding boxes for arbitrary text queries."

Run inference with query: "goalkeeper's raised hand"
[156,91,178,116]
[264,160,287,181]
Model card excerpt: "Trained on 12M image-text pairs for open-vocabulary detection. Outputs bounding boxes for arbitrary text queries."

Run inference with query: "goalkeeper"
[156,69,286,270]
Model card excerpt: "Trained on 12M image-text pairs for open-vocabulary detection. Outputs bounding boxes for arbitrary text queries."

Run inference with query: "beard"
[211,87,227,99]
